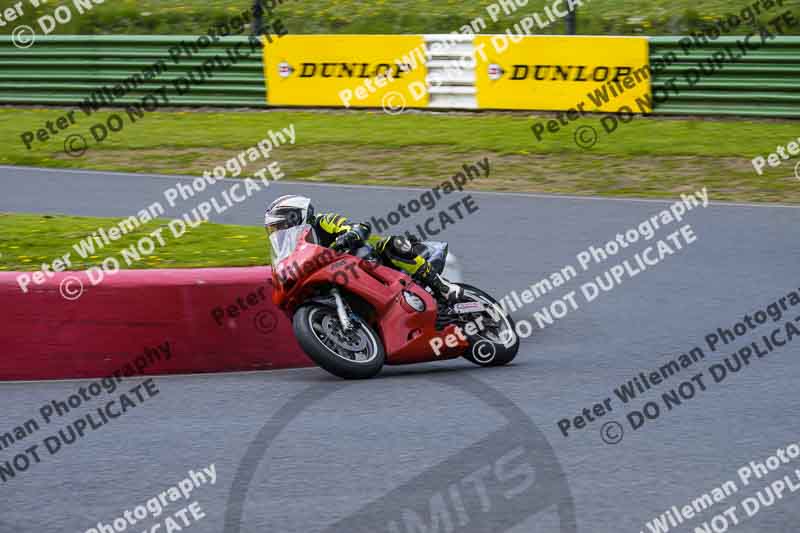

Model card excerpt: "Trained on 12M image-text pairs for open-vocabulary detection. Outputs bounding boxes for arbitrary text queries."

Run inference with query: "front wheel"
[457,284,520,367]
[293,304,385,379]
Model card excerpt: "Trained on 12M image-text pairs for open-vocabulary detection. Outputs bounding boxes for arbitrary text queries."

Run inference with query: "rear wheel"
[456,284,520,367]
[293,304,385,379]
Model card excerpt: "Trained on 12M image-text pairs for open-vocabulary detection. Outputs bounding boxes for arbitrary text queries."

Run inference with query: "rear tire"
[457,284,520,367]
[293,304,385,379]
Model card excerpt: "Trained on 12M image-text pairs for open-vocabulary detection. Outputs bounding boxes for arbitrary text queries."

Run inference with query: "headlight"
[403,290,426,312]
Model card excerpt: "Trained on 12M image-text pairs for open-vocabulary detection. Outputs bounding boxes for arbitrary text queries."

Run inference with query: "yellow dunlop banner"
[474,36,651,112]
[263,35,429,108]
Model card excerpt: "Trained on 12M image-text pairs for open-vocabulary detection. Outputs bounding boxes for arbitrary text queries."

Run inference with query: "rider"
[264,195,463,303]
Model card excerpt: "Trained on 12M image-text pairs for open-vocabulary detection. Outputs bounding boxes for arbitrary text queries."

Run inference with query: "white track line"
[3,164,800,210]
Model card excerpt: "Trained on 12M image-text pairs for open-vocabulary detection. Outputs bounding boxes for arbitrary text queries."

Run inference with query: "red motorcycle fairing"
[271,234,467,364]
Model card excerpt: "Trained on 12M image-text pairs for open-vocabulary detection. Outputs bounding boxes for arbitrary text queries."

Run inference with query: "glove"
[333,230,362,251]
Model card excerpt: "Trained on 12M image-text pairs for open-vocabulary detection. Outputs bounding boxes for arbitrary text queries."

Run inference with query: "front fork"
[331,287,354,331]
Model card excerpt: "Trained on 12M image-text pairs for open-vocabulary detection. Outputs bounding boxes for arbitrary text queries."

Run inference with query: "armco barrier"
[650,36,800,117]
[0,35,267,107]
[2,34,798,116]
[0,267,311,381]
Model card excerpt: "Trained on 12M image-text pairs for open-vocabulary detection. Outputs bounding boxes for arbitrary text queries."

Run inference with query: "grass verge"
[5,0,800,36]
[4,108,799,203]
[0,213,268,271]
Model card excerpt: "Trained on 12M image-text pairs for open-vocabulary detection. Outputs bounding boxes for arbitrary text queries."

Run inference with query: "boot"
[425,272,463,304]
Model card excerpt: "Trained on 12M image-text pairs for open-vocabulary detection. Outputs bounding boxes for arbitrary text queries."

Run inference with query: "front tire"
[457,284,520,367]
[293,304,385,379]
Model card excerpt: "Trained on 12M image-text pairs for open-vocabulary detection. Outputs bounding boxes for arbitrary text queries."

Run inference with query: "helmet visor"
[264,208,304,237]
[264,218,288,238]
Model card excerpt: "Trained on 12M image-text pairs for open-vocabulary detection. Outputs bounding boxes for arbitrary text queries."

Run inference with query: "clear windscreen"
[269,224,310,269]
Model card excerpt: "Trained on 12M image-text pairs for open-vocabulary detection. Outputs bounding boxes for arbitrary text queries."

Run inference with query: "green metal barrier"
[649,36,800,118]
[0,35,267,107]
[1,35,798,117]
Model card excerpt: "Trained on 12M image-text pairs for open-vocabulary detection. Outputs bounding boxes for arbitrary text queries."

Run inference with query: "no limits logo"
[224,374,577,533]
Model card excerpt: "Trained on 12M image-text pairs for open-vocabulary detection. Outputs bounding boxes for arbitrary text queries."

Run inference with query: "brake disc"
[321,315,368,352]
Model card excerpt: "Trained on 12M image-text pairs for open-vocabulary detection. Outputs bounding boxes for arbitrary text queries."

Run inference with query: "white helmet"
[264,195,314,236]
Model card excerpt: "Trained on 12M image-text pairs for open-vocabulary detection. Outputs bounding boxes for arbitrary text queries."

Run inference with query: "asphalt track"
[2,165,800,533]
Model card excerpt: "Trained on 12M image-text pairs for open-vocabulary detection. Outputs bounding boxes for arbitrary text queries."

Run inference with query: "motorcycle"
[268,224,519,379]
